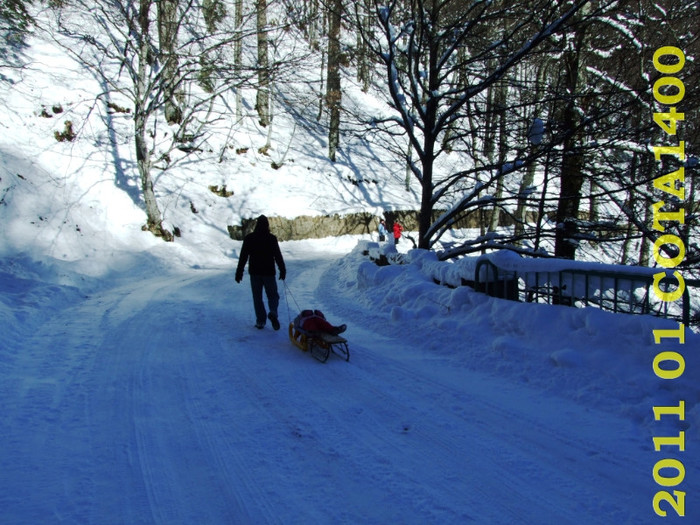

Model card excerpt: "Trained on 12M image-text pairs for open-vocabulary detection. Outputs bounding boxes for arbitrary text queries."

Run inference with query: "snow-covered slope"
[0,23,421,270]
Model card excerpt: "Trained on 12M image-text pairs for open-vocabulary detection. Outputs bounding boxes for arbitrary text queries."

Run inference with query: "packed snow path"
[0,252,686,524]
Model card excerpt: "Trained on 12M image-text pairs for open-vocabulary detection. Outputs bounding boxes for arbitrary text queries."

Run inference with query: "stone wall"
[227,209,536,242]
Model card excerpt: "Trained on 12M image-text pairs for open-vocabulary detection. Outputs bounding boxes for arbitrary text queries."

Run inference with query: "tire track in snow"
[175,311,289,523]
[0,277,154,523]
[0,270,284,523]
[0,251,668,524]
[280,257,494,521]
[86,275,192,523]
[96,272,281,523]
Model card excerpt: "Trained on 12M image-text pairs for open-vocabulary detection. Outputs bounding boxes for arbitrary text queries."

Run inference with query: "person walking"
[393,221,404,245]
[378,219,388,242]
[235,215,286,329]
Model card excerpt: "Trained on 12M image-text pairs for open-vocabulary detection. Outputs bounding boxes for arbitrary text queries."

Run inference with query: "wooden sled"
[288,322,350,363]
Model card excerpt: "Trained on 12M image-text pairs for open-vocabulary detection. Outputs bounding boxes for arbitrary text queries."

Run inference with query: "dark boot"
[268,313,281,330]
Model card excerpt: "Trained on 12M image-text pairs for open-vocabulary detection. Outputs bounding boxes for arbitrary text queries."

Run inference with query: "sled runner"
[288,322,350,363]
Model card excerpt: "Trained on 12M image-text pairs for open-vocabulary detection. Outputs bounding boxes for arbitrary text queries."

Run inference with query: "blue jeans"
[250,274,279,325]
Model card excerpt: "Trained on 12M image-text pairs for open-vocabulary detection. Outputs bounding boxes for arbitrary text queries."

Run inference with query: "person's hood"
[254,214,270,234]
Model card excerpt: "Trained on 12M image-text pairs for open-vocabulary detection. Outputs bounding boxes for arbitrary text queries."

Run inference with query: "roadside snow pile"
[327,241,700,438]
[0,256,88,354]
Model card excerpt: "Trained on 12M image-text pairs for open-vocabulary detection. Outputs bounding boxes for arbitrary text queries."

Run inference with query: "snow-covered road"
[0,248,692,524]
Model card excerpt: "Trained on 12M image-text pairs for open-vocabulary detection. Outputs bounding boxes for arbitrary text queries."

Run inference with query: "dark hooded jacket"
[235,215,286,280]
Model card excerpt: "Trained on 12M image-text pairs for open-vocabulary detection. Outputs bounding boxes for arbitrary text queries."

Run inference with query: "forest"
[2,0,699,269]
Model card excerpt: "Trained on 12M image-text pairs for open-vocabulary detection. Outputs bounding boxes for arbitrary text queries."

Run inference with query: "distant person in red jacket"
[393,221,403,245]
[235,215,286,330]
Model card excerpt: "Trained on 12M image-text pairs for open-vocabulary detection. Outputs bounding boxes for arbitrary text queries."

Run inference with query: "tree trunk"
[488,80,508,232]
[515,61,547,246]
[306,0,319,45]
[158,0,182,125]
[255,0,270,127]
[639,202,652,267]
[356,0,370,92]
[554,127,585,259]
[418,145,435,249]
[405,139,412,192]
[234,0,243,119]
[533,147,554,254]
[515,159,536,244]
[326,0,342,161]
[554,30,587,260]
[417,31,440,250]
[620,153,638,264]
[136,0,168,239]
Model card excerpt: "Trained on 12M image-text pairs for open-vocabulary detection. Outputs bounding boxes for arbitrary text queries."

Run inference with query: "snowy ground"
[2,14,699,524]
[1,235,698,524]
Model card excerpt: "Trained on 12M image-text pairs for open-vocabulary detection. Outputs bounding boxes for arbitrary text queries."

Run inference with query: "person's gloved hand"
[279,270,286,281]
[235,272,243,283]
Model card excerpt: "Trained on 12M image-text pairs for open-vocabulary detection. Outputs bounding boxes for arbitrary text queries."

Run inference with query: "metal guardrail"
[474,259,699,327]
[359,240,698,327]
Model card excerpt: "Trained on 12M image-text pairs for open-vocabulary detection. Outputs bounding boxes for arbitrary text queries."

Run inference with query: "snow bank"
[334,242,700,439]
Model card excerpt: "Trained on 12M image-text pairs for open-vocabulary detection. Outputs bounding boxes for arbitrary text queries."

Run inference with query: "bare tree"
[158,0,182,125]
[326,0,343,161]
[355,0,372,92]
[133,0,167,238]
[544,0,700,263]
[48,0,250,239]
[355,0,599,252]
[234,0,244,119]
[552,2,591,259]
[255,0,271,126]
